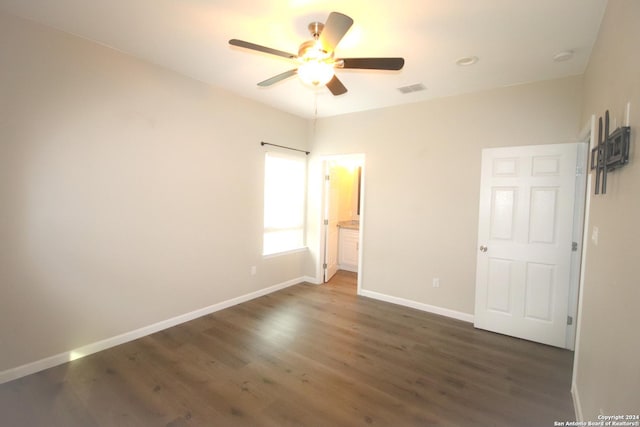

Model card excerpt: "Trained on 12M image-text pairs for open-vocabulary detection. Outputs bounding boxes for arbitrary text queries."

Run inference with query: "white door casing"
[474,143,581,348]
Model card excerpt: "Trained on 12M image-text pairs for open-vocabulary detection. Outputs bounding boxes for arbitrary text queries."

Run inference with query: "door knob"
[479,245,488,252]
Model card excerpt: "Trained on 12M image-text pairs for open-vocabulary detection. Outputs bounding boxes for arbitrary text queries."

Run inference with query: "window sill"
[262,246,308,259]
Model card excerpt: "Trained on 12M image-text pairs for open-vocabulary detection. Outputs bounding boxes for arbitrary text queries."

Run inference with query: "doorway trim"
[566,140,589,350]
[316,153,365,293]
[571,114,596,421]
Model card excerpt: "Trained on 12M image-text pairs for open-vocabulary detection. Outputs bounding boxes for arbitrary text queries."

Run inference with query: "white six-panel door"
[323,165,340,282]
[474,143,579,348]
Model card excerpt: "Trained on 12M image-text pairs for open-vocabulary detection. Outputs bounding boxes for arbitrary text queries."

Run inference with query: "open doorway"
[320,155,364,287]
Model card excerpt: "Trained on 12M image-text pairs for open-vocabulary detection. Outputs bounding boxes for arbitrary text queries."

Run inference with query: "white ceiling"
[0,0,607,118]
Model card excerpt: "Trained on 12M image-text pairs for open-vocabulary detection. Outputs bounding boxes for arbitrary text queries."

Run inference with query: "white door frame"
[571,115,595,408]
[566,139,590,350]
[316,154,365,292]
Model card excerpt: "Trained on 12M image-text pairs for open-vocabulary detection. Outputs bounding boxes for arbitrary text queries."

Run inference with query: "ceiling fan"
[229,12,405,96]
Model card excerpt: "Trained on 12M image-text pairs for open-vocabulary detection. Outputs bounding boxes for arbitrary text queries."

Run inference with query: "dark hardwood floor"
[0,271,575,426]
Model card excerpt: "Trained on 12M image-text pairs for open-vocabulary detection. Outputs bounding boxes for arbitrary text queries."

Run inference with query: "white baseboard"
[572,380,584,422]
[302,275,322,285]
[338,264,358,273]
[359,289,474,323]
[0,277,305,385]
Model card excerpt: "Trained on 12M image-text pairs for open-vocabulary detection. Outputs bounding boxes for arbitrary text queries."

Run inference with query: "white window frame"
[263,151,307,256]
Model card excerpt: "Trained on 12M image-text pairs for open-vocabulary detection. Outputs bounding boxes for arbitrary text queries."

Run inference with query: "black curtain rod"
[261,141,310,155]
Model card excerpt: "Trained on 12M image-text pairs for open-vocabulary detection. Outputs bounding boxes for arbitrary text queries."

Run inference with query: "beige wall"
[309,76,583,315]
[574,0,640,419]
[0,12,309,373]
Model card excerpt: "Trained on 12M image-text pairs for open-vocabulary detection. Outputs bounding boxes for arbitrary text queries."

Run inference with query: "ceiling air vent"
[397,83,426,94]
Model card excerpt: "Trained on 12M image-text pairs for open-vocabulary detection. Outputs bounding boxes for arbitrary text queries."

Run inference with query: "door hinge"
[567,316,573,326]
[325,174,330,181]
[572,242,578,252]
[323,263,328,269]
[324,219,329,225]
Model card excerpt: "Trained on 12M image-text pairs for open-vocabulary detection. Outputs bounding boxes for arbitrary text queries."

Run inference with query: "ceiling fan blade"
[326,75,347,96]
[318,12,354,52]
[258,69,298,87]
[340,57,405,70]
[229,39,297,59]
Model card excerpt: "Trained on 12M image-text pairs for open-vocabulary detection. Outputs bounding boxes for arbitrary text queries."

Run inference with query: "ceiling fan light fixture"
[230,12,404,95]
[298,60,335,86]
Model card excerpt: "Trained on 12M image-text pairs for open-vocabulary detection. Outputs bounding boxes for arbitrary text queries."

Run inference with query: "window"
[263,151,307,255]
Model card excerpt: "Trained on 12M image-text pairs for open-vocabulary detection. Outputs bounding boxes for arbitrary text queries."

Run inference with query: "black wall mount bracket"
[590,110,631,195]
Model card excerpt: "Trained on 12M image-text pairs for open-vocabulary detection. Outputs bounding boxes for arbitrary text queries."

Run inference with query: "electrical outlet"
[592,226,599,246]
[250,266,257,276]
[432,278,440,288]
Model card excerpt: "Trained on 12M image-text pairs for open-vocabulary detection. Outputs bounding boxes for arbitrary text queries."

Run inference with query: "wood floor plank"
[0,271,575,426]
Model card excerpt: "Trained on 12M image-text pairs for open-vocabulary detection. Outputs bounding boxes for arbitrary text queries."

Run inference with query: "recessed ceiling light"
[456,56,479,67]
[397,83,427,94]
[553,50,574,62]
